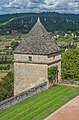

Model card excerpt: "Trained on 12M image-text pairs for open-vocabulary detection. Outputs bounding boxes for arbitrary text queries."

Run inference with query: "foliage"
[56,34,74,42]
[0,72,14,102]
[11,41,19,50]
[0,56,13,64]
[0,64,10,70]
[62,48,79,81]
[4,56,7,63]
[53,83,58,87]
[48,66,58,80]
[0,86,79,120]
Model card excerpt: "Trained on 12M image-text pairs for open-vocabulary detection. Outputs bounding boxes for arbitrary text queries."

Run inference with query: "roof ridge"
[37,17,41,23]
[28,17,49,36]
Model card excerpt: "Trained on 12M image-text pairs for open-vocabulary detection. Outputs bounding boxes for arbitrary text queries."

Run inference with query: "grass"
[0,85,79,120]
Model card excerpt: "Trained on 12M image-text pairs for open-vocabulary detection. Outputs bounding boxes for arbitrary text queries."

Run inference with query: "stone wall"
[61,80,79,85]
[14,54,48,63]
[14,53,61,65]
[14,62,48,95]
[48,53,61,64]
[47,53,61,82]
[0,82,47,112]
[14,53,61,95]
[48,60,61,82]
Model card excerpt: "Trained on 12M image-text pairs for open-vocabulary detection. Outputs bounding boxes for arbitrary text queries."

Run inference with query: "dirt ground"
[0,72,7,81]
[60,83,79,88]
[45,96,79,120]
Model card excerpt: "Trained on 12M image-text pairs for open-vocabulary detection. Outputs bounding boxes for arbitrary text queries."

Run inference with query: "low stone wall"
[0,82,47,112]
[60,80,79,85]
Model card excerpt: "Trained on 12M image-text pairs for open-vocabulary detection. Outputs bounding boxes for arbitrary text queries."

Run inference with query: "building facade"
[14,18,61,95]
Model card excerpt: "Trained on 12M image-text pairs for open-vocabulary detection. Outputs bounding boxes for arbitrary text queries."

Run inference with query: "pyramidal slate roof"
[14,17,60,55]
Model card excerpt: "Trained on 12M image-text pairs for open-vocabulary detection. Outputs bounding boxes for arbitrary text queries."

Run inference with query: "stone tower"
[14,18,61,95]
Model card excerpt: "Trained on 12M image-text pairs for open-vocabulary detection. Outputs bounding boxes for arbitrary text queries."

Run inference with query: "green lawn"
[0,85,79,120]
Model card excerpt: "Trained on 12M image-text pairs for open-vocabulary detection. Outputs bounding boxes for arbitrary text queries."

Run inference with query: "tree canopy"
[0,72,14,102]
[62,48,79,81]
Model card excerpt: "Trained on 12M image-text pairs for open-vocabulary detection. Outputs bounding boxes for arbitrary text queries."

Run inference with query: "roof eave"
[14,50,61,55]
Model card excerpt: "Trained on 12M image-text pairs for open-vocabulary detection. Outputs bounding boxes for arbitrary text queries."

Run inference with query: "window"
[28,56,32,62]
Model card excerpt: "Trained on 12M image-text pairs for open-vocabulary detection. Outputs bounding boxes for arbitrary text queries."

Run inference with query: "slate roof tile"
[14,17,60,55]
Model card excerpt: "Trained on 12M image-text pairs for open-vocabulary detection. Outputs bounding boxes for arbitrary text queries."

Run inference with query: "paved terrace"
[45,96,79,120]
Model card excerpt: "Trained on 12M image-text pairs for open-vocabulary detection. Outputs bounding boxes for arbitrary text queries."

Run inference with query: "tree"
[11,41,19,51]
[0,72,14,102]
[62,48,79,81]
[7,64,10,70]
[5,56,7,63]
[48,66,58,80]
[1,56,4,63]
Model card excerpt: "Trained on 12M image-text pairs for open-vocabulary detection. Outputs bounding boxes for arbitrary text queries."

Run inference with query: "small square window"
[28,56,32,62]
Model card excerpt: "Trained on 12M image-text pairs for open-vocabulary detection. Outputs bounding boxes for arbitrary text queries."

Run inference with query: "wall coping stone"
[60,80,79,85]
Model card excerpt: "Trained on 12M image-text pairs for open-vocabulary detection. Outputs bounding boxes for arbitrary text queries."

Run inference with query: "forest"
[0,12,79,34]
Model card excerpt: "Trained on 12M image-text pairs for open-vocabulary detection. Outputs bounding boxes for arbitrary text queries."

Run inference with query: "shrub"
[48,66,58,80]
[0,72,14,102]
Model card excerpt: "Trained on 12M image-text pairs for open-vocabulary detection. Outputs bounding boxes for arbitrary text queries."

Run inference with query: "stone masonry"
[14,17,61,95]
